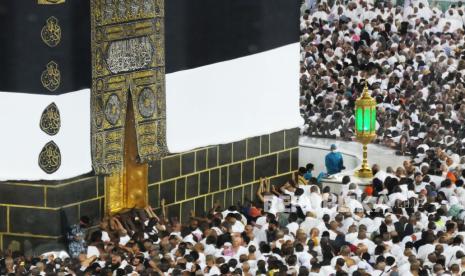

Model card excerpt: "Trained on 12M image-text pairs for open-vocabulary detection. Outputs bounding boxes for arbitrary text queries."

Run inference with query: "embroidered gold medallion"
[137,87,156,118]
[40,103,61,136]
[41,61,61,92]
[104,93,122,125]
[41,16,61,47]
[38,141,61,174]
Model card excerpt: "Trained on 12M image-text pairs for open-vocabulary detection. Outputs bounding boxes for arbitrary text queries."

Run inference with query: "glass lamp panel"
[363,107,371,131]
[356,107,363,132]
[371,107,376,132]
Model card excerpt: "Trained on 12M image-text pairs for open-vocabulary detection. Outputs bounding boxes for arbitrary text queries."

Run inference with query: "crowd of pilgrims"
[4,161,465,276]
[5,158,465,276]
[5,0,465,275]
[300,0,465,158]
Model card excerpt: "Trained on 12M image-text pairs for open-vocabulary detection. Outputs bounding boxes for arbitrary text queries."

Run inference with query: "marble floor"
[299,136,410,189]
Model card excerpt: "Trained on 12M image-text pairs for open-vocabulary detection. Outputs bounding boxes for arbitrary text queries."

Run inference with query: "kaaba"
[0,0,301,251]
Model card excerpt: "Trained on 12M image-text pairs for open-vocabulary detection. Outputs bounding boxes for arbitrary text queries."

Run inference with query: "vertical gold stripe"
[175,179,180,202]
[242,186,244,203]
[289,149,292,172]
[284,131,286,150]
[277,153,280,174]
[180,154,182,175]
[194,151,197,172]
[216,146,219,167]
[157,184,161,208]
[252,160,255,181]
[96,176,99,197]
[251,183,255,199]
[226,166,229,189]
[197,174,200,197]
[231,143,234,163]
[0,234,3,250]
[44,187,48,207]
[174,180,177,204]
[268,134,271,154]
[161,158,164,181]
[240,163,243,186]
[208,171,211,194]
[231,190,234,207]
[206,149,209,168]
[6,207,10,233]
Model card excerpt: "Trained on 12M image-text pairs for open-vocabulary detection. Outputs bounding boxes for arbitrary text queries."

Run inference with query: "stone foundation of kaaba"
[0,128,299,252]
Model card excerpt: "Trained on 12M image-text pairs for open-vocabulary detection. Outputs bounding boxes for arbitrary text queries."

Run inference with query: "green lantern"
[354,84,377,178]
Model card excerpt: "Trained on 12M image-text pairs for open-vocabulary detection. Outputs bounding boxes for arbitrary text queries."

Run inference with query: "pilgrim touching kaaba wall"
[0,0,301,250]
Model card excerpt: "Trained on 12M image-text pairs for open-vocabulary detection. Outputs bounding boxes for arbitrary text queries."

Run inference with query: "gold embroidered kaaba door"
[90,0,167,214]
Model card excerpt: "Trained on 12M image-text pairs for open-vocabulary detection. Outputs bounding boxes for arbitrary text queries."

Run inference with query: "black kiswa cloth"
[0,0,300,94]
[164,0,300,73]
[0,0,91,94]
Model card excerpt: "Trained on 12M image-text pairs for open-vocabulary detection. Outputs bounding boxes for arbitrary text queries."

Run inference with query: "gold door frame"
[90,0,167,214]
[105,92,148,214]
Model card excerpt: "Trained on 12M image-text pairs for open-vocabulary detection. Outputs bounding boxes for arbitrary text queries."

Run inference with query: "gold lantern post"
[354,83,377,178]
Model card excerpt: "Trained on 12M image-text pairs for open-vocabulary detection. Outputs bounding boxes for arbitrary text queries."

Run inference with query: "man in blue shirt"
[325,144,344,175]
[303,163,314,180]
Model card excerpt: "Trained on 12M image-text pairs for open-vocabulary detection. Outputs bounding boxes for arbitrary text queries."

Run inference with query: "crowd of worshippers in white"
[300,0,465,159]
[296,0,465,274]
[3,157,465,276]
